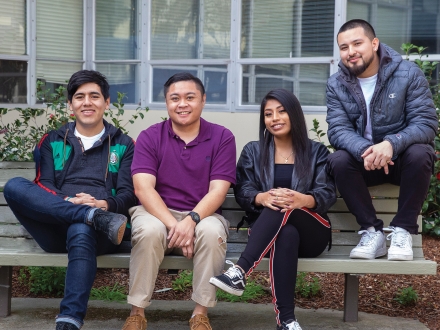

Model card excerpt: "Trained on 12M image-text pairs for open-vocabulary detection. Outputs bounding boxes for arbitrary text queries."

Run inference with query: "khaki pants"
[127,205,228,308]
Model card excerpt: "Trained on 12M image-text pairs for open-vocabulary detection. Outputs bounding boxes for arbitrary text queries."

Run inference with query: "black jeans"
[237,208,331,325]
[327,144,435,234]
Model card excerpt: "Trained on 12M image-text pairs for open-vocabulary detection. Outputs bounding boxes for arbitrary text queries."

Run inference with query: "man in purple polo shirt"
[122,72,236,330]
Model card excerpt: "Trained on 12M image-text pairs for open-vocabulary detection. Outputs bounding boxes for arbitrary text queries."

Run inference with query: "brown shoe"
[122,314,147,330]
[189,314,212,330]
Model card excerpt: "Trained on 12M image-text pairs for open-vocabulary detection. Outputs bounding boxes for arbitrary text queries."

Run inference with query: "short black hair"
[67,70,110,102]
[163,72,205,97]
[338,19,376,41]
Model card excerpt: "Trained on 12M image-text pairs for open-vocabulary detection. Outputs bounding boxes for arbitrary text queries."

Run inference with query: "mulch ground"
[12,234,440,330]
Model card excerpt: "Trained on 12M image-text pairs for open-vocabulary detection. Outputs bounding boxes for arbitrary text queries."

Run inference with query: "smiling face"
[68,82,109,136]
[338,27,379,78]
[264,99,292,139]
[165,80,206,131]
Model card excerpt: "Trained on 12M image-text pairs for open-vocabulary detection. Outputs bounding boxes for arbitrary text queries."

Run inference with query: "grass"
[89,283,127,302]
[216,278,266,302]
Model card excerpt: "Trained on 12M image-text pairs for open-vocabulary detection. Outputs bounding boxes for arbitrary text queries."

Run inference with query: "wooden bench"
[0,161,437,322]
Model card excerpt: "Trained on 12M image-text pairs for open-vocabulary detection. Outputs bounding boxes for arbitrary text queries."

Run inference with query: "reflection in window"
[241,0,334,58]
[96,0,138,61]
[96,64,139,104]
[151,0,230,60]
[0,60,27,103]
[347,0,439,55]
[152,66,227,104]
[242,64,329,106]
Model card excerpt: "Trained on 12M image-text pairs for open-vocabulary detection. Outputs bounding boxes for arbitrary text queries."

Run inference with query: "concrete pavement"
[0,298,429,330]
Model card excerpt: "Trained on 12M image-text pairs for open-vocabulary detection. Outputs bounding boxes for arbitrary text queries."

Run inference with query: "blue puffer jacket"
[326,43,437,162]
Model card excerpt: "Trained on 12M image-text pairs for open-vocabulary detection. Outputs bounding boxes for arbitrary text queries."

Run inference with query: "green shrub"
[394,286,418,306]
[171,270,193,292]
[90,283,127,302]
[295,272,321,298]
[19,266,66,296]
[216,278,266,302]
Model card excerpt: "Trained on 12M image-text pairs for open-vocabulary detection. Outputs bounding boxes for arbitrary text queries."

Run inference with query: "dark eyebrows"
[74,91,102,97]
[168,92,197,97]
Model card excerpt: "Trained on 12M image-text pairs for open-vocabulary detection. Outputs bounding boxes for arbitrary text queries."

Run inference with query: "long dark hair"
[259,89,311,182]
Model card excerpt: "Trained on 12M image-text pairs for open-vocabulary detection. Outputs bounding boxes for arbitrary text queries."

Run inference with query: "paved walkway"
[0,298,428,329]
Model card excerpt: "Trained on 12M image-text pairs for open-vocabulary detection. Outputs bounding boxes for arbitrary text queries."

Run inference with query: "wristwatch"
[186,211,201,225]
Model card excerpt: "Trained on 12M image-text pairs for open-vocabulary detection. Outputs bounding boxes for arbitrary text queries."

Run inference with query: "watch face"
[190,212,200,222]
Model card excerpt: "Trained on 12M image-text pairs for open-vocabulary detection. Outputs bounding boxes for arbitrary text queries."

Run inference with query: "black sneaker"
[277,319,303,330]
[209,260,246,296]
[91,209,127,245]
[55,321,80,330]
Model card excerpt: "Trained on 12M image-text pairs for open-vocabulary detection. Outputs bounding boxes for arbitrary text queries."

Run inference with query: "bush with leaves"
[19,266,66,296]
[0,81,148,161]
[401,43,440,236]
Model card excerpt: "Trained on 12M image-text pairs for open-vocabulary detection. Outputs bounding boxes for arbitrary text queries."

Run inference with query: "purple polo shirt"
[132,118,236,214]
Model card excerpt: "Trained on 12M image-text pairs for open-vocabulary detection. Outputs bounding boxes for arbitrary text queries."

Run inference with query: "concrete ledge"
[3,298,428,330]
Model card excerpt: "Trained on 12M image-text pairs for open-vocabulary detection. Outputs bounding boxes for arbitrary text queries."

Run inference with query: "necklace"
[278,150,294,164]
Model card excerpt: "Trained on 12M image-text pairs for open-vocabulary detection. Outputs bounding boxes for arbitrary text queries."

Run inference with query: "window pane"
[36,61,83,85]
[152,66,227,103]
[96,63,139,104]
[151,0,230,60]
[96,0,139,60]
[347,0,440,55]
[0,60,27,103]
[242,64,329,106]
[241,0,334,58]
[36,0,83,60]
[0,0,26,55]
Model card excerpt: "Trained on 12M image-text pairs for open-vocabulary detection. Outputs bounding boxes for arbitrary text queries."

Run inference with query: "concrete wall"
[124,110,329,159]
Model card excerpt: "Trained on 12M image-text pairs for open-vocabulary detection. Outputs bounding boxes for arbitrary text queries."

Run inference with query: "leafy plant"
[0,81,148,161]
[394,286,418,306]
[90,283,127,302]
[402,44,440,236]
[216,278,266,302]
[19,266,66,296]
[171,270,193,292]
[295,272,321,298]
[309,119,334,151]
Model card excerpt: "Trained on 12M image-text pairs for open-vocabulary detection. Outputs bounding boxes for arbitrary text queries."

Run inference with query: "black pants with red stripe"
[237,208,331,325]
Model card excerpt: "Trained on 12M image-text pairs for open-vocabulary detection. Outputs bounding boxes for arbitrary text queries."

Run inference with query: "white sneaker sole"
[388,253,413,261]
[209,277,244,296]
[349,247,387,259]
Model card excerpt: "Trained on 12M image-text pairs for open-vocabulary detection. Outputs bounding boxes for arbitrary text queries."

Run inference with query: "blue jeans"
[4,177,118,328]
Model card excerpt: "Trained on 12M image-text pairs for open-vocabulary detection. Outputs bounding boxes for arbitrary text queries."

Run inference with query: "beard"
[346,53,374,76]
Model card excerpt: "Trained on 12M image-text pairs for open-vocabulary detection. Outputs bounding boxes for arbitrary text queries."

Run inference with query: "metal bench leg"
[343,273,359,322]
[0,266,12,317]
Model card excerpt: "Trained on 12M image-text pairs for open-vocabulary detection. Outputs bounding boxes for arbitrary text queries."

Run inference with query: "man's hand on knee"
[362,141,394,174]
[167,217,196,249]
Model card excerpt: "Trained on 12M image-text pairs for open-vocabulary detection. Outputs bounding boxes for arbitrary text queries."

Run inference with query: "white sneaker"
[277,319,303,330]
[386,226,413,261]
[349,229,387,259]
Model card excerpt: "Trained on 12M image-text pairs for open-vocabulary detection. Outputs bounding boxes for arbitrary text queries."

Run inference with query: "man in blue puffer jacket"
[326,19,437,261]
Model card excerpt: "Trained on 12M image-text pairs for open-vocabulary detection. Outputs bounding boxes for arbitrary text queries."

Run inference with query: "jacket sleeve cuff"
[105,198,116,213]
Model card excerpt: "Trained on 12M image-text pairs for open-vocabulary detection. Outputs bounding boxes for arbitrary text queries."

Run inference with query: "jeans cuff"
[86,208,97,225]
[56,315,83,329]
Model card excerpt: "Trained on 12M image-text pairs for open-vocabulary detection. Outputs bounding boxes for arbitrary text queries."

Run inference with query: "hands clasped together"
[255,188,315,212]
[167,217,196,260]
[67,192,109,210]
[361,140,394,174]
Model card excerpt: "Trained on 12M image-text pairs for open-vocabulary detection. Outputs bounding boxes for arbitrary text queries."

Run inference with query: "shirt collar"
[166,117,211,144]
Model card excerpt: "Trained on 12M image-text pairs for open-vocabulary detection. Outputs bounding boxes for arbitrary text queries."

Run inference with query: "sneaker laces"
[356,230,379,247]
[386,227,410,248]
[224,260,244,279]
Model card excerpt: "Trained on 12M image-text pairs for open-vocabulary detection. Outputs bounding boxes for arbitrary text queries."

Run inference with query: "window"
[36,0,84,90]
[95,0,140,103]
[0,0,27,103]
[1,0,439,111]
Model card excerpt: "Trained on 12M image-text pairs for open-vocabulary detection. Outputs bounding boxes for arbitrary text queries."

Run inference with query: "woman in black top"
[210,89,336,330]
